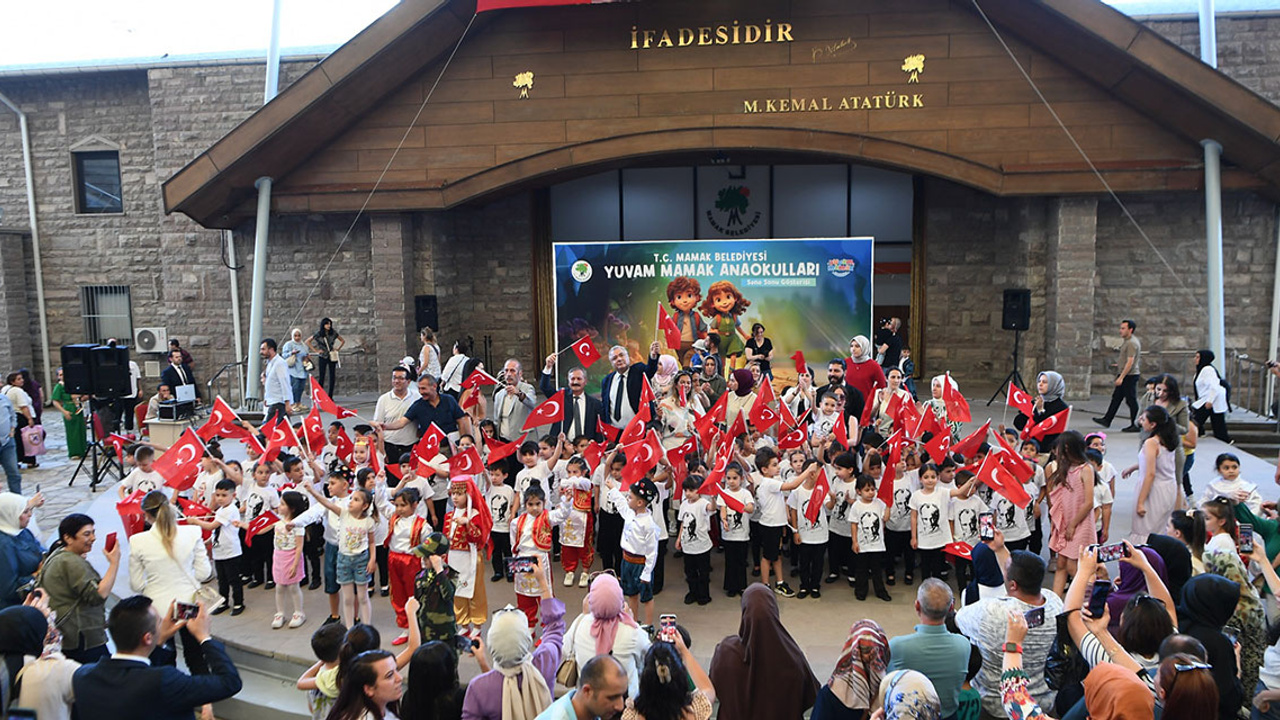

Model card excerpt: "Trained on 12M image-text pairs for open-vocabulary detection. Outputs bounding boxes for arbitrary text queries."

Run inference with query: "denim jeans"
[0,437,20,493]
[289,376,307,404]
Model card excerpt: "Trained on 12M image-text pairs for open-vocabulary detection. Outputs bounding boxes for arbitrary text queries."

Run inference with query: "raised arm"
[301,479,342,515]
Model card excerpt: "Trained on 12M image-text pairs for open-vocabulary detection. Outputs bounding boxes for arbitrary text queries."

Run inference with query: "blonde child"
[303,474,377,628]
[119,445,162,499]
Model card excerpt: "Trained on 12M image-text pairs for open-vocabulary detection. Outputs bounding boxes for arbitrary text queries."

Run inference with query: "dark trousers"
[853,550,887,598]
[828,534,854,580]
[683,551,711,601]
[799,542,826,592]
[653,539,668,595]
[304,524,325,587]
[316,356,338,396]
[917,547,944,580]
[749,520,764,568]
[1005,537,1031,552]
[1029,516,1044,555]
[216,557,245,607]
[1101,374,1140,426]
[491,530,512,578]
[953,556,973,590]
[241,528,273,584]
[597,511,624,572]
[1195,406,1232,442]
[262,403,289,427]
[886,529,914,579]
[723,539,749,595]
[115,397,139,431]
[373,545,389,589]
[158,627,209,675]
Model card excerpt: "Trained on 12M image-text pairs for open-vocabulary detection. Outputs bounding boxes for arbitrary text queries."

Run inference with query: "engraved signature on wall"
[811,37,856,63]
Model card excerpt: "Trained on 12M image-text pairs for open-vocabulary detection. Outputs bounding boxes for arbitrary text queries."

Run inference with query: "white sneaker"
[563,571,575,587]
[578,572,589,588]
[271,613,285,629]
[288,612,307,629]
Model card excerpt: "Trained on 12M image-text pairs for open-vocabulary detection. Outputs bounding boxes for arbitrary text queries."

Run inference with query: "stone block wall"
[0,231,33,375]
[1144,15,1280,106]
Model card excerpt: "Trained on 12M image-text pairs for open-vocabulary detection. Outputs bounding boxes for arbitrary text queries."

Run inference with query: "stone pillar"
[1045,197,1098,401]
[370,214,414,383]
[0,231,34,375]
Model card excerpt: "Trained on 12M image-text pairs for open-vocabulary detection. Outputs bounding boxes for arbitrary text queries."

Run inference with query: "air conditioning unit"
[134,327,168,354]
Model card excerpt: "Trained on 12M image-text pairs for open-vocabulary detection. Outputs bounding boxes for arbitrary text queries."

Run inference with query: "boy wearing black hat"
[604,475,660,627]
[412,532,458,643]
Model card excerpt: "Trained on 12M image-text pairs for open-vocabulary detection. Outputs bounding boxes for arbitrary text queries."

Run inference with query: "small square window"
[73,150,123,214]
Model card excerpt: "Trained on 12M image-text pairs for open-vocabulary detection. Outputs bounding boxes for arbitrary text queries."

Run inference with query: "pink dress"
[1048,464,1097,559]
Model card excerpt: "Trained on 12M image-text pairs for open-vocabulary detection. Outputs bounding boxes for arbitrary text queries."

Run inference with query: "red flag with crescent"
[302,406,326,453]
[582,440,606,473]
[1024,407,1072,442]
[1007,381,1035,418]
[485,432,526,465]
[725,411,748,444]
[263,417,301,464]
[597,417,621,444]
[461,368,500,390]
[748,393,780,433]
[942,373,971,423]
[832,413,850,449]
[657,303,682,350]
[620,430,663,490]
[619,405,650,446]
[156,428,207,491]
[243,510,280,547]
[310,377,358,419]
[413,423,446,463]
[924,430,951,465]
[777,423,808,451]
[176,497,214,521]
[915,407,947,442]
[993,431,1036,484]
[570,336,602,368]
[197,396,253,441]
[639,374,655,407]
[948,420,992,460]
[704,391,728,425]
[449,447,484,477]
[116,488,148,536]
[333,426,354,462]
[523,394,565,431]
[696,452,730,497]
[977,450,1032,508]
[106,433,131,464]
[896,398,922,439]
[757,378,777,406]
[806,468,830,524]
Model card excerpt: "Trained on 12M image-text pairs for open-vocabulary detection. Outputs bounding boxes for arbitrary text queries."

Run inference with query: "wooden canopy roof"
[163,0,1280,229]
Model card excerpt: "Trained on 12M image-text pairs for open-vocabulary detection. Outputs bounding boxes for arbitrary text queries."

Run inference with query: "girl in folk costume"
[444,475,493,640]
[557,457,596,588]
[385,486,430,646]
[509,482,565,628]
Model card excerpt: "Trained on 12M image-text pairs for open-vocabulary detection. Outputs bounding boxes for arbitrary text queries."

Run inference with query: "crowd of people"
[0,315,1272,720]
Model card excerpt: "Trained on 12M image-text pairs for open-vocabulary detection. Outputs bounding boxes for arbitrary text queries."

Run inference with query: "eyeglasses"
[587,569,618,587]
[1173,661,1211,672]
[1133,593,1166,608]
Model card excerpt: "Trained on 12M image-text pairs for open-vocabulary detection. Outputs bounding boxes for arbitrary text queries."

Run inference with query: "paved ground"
[26,392,1279,688]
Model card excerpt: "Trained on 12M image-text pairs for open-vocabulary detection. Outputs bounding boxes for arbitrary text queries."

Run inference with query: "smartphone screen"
[174,602,200,621]
[1024,606,1045,628]
[659,614,678,643]
[1240,524,1254,554]
[1096,543,1128,563]
[979,512,995,541]
[1088,581,1112,617]
[105,532,118,553]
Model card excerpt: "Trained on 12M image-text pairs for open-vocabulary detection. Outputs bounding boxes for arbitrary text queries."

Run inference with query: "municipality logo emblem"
[827,258,857,278]
[707,185,762,237]
[571,260,593,282]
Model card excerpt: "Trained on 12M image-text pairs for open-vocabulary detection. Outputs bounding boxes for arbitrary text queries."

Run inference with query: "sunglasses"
[587,569,618,587]
[1173,661,1211,672]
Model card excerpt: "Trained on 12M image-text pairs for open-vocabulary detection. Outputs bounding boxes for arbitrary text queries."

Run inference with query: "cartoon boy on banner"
[666,276,706,365]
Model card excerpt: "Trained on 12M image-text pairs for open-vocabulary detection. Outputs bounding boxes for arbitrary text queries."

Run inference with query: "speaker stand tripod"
[68,407,121,491]
[987,330,1027,406]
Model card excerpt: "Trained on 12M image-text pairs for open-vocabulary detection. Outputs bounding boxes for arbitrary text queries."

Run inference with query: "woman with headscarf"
[845,337,887,424]
[922,376,962,443]
[812,619,889,720]
[623,635,715,720]
[461,562,565,720]
[1203,541,1265,714]
[964,540,1007,606]
[0,493,44,610]
[281,328,311,413]
[1142,533,1192,602]
[0,603,52,703]
[1177,573,1243,720]
[1104,545,1169,635]
[725,368,757,431]
[709,584,818,720]
[1012,371,1068,452]
[877,670,941,720]
[563,573,650,698]
[1191,350,1231,442]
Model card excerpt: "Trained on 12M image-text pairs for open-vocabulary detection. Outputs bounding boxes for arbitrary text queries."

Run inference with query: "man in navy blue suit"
[539,354,604,442]
[73,596,242,720]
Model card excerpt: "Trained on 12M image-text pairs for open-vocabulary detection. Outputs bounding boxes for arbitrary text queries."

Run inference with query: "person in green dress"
[50,368,87,459]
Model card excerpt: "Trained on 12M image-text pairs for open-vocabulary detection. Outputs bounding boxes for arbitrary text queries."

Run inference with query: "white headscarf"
[0,495,27,536]
[931,375,957,392]
[486,605,552,720]
[850,336,873,364]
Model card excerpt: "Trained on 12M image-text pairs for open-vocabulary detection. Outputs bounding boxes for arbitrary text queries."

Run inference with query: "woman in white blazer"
[1191,349,1232,443]
[128,490,212,673]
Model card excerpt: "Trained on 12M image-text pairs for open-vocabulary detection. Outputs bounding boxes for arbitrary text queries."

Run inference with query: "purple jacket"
[461,598,566,720]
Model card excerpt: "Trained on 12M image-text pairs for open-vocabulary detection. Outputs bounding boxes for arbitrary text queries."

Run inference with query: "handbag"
[556,615,582,687]
[303,358,315,373]
[20,425,46,457]
[287,354,297,368]
[1045,613,1089,693]
[196,584,226,614]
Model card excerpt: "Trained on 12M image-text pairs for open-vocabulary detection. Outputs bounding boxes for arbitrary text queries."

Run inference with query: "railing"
[1229,352,1275,421]
[207,358,249,410]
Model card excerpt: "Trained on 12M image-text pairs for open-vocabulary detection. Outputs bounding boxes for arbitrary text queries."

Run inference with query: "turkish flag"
[310,377,358,419]
[993,431,1036,484]
[302,407,326,453]
[923,431,951,465]
[915,407,947,441]
[639,374,655,407]
[570,336,602,368]
[859,390,877,428]
[263,417,301,463]
[106,433,131,464]
[942,373,971,423]
[461,368,500,390]
[366,442,381,475]
[243,510,280,548]
[333,426,354,462]
[413,423,446,463]
[778,424,808,450]
[1024,407,1071,442]
[718,489,746,514]
[948,420,991,460]
[449,447,484,477]
[757,378,777,406]
[878,430,909,506]
[597,417,620,444]
[582,440,606,472]
[725,411,748,443]
[486,433,526,465]
[620,431,662,489]
[884,392,904,426]
[943,541,973,561]
[666,436,698,467]
[243,432,266,457]
[748,393,780,432]
[704,392,728,425]
[1007,381,1035,418]
[619,405,650,446]
[832,413,850,449]
[155,428,207,491]
[896,398,922,439]
[197,396,252,441]
[696,453,730,496]
[778,400,797,431]
[523,394,565,431]
[806,468,830,524]
[657,303,682,350]
[977,450,1032,508]
[790,350,806,376]
[385,462,403,483]
[461,389,482,410]
[176,497,214,521]
[116,489,148,536]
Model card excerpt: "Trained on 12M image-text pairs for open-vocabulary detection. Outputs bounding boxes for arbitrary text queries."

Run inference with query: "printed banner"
[553,238,874,393]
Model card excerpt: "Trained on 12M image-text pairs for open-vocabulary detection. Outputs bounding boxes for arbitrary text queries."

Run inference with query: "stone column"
[1045,197,1098,401]
[0,231,34,375]
[370,214,414,382]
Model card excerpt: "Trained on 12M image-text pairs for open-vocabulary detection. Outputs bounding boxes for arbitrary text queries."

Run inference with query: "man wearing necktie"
[492,359,536,441]
[600,342,661,429]
[160,349,200,401]
[539,356,603,442]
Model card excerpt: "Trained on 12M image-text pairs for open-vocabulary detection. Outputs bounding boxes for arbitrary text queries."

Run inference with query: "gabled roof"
[163,0,1280,228]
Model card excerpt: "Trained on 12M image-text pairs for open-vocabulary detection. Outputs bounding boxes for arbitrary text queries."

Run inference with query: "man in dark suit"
[539,355,604,441]
[73,596,242,720]
[160,348,200,401]
[600,341,661,429]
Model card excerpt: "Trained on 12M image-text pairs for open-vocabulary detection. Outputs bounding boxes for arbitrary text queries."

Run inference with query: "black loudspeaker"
[61,344,98,395]
[90,345,131,397]
[1002,289,1032,332]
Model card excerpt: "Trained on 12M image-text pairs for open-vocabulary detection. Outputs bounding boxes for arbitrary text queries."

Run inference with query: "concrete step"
[1233,443,1280,463]
[211,636,312,720]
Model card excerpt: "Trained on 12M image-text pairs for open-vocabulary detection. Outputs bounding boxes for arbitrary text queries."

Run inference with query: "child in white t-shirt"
[241,461,283,589]
[948,470,989,588]
[824,447,860,585]
[304,479,377,628]
[1199,452,1264,515]
[910,463,970,581]
[676,475,716,605]
[119,446,163,499]
[879,452,919,586]
[785,458,829,599]
[1085,449,1115,544]
[189,479,245,615]
[849,474,891,601]
[719,463,755,597]
[749,447,808,598]
[484,460,517,582]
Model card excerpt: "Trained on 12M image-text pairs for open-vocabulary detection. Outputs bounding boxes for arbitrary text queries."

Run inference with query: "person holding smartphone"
[37,514,122,663]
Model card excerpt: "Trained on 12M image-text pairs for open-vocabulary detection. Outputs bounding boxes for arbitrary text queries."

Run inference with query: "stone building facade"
[2,7,1280,402]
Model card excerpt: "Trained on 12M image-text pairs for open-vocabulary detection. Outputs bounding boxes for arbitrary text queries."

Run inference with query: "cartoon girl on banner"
[700,280,752,373]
